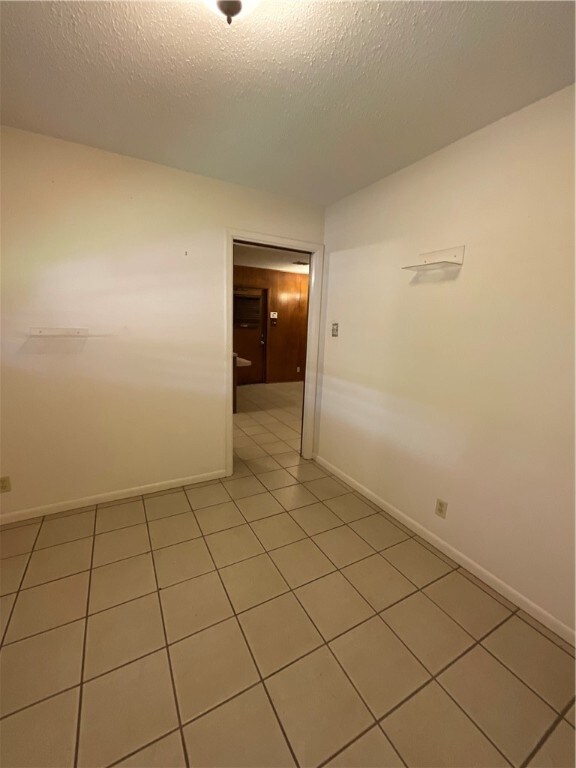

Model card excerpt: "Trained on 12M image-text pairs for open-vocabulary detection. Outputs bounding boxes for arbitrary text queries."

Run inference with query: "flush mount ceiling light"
[216,1,242,24]
[204,0,260,24]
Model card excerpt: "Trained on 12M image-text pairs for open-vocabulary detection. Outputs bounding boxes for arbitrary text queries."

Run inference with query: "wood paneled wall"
[233,265,309,384]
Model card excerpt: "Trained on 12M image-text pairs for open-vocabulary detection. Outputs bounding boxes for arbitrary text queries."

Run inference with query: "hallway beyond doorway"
[235,383,303,458]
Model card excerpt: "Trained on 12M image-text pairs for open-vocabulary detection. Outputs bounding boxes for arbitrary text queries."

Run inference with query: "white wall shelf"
[403,245,464,271]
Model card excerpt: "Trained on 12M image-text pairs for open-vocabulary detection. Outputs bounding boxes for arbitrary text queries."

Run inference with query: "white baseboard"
[0,470,229,525]
[314,454,576,646]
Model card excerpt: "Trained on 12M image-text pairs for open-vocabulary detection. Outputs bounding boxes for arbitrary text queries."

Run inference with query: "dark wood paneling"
[233,265,309,384]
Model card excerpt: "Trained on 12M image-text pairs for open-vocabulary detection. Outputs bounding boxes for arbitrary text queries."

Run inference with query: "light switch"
[331,323,339,337]
[270,312,278,319]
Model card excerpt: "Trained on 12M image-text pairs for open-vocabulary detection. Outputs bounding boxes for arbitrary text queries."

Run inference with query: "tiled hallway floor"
[0,383,574,767]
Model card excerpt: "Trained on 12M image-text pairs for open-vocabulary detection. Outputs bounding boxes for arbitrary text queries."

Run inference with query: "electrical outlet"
[435,498,448,519]
[0,476,11,493]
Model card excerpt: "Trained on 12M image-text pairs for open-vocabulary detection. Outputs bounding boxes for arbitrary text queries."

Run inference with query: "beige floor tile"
[297,572,374,640]
[289,502,342,534]
[223,475,267,500]
[266,646,372,767]
[440,646,557,765]
[92,523,150,567]
[566,703,575,726]
[270,538,335,588]
[184,685,295,767]
[148,512,201,550]
[528,720,576,767]
[0,593,16,638]
[118,732,186,768]
[250,513,306,550]
[84,593,165,679]
[144,491,190,521]
[234,434,257,449]
[272,484,319,511]
[0,554,28,596]
[0,516,43,532]
[206,524,263,567]
[235,444,268,460]
[350,514,409,551]
[0,620,84,717]
[330,616,429,717]
[239,593,322,676]
[245,455,282,472]
[304,477,349,501]
[264,441,293,455]
[414,536,458,568]
[313,526,375,567]
[286,463,327,482]
[185,483,230,510]
[194,501,244,535]
[252,432,281,446]
[89,553,157,613]
[342,554,416,611]
[460,569,518,612]
[161,571,232,643]
[23,538,92,588]
[230,458,252,478]
[382,539,453,587]
[0,687,80,768]
[5,572,89,643]
[516,611,575,658]
[274,451,306,468]
[49,506,95,520]
[154,538,214,588]
[78,650,178,767]
[236,492,285,522]
[382,593,474,673]
[35,511,93,550]
[0,523,40,559]
[483,615,575,711]
[326,726,403,767]
[256,469,299,491]
[170,618,259,721]
[325,493,377,523]
[96,500,146,534]
[219,553,289,612]
[382,681,508,767]
[424,571,511,640]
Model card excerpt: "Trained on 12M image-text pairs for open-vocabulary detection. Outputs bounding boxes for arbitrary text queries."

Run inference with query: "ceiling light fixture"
[216,1,242,24]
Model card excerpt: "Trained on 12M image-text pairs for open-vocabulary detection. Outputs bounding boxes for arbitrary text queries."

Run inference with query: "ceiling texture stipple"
[1,1,574,205]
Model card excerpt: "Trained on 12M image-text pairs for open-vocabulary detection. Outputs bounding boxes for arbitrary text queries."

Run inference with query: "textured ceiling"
[1,1,574,205]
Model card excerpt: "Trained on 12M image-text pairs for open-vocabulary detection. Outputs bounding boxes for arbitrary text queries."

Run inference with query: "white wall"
[0,127,323,519]
[319,86,575,637]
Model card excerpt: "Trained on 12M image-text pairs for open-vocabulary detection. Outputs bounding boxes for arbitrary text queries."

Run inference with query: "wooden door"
[233,287,266,384]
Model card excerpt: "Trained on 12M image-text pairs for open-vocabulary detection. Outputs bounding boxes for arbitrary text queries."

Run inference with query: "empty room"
[0,1,574,767]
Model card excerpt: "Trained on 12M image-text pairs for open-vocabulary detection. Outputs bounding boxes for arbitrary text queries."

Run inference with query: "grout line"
[519,697,576,768]
[73,508,98,768]
[0,517,45,647]
[192,509,301,767]
[107,726,182,768]
[142,496,192,768]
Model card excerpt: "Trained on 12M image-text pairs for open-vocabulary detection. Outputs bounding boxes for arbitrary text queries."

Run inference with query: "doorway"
[226,231,324,471]
[233,287,268,384]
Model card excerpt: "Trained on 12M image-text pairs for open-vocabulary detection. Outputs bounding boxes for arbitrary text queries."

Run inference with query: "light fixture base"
[217,0,242,24]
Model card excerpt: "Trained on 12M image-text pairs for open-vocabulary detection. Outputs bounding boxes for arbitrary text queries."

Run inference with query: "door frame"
[225,228,325,474]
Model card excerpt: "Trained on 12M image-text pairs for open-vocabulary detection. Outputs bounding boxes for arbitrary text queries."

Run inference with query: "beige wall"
[0,127,323,518]
[319,86,575,638]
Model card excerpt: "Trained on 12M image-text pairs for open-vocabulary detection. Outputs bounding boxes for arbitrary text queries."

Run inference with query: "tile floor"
[0,382,574,767]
